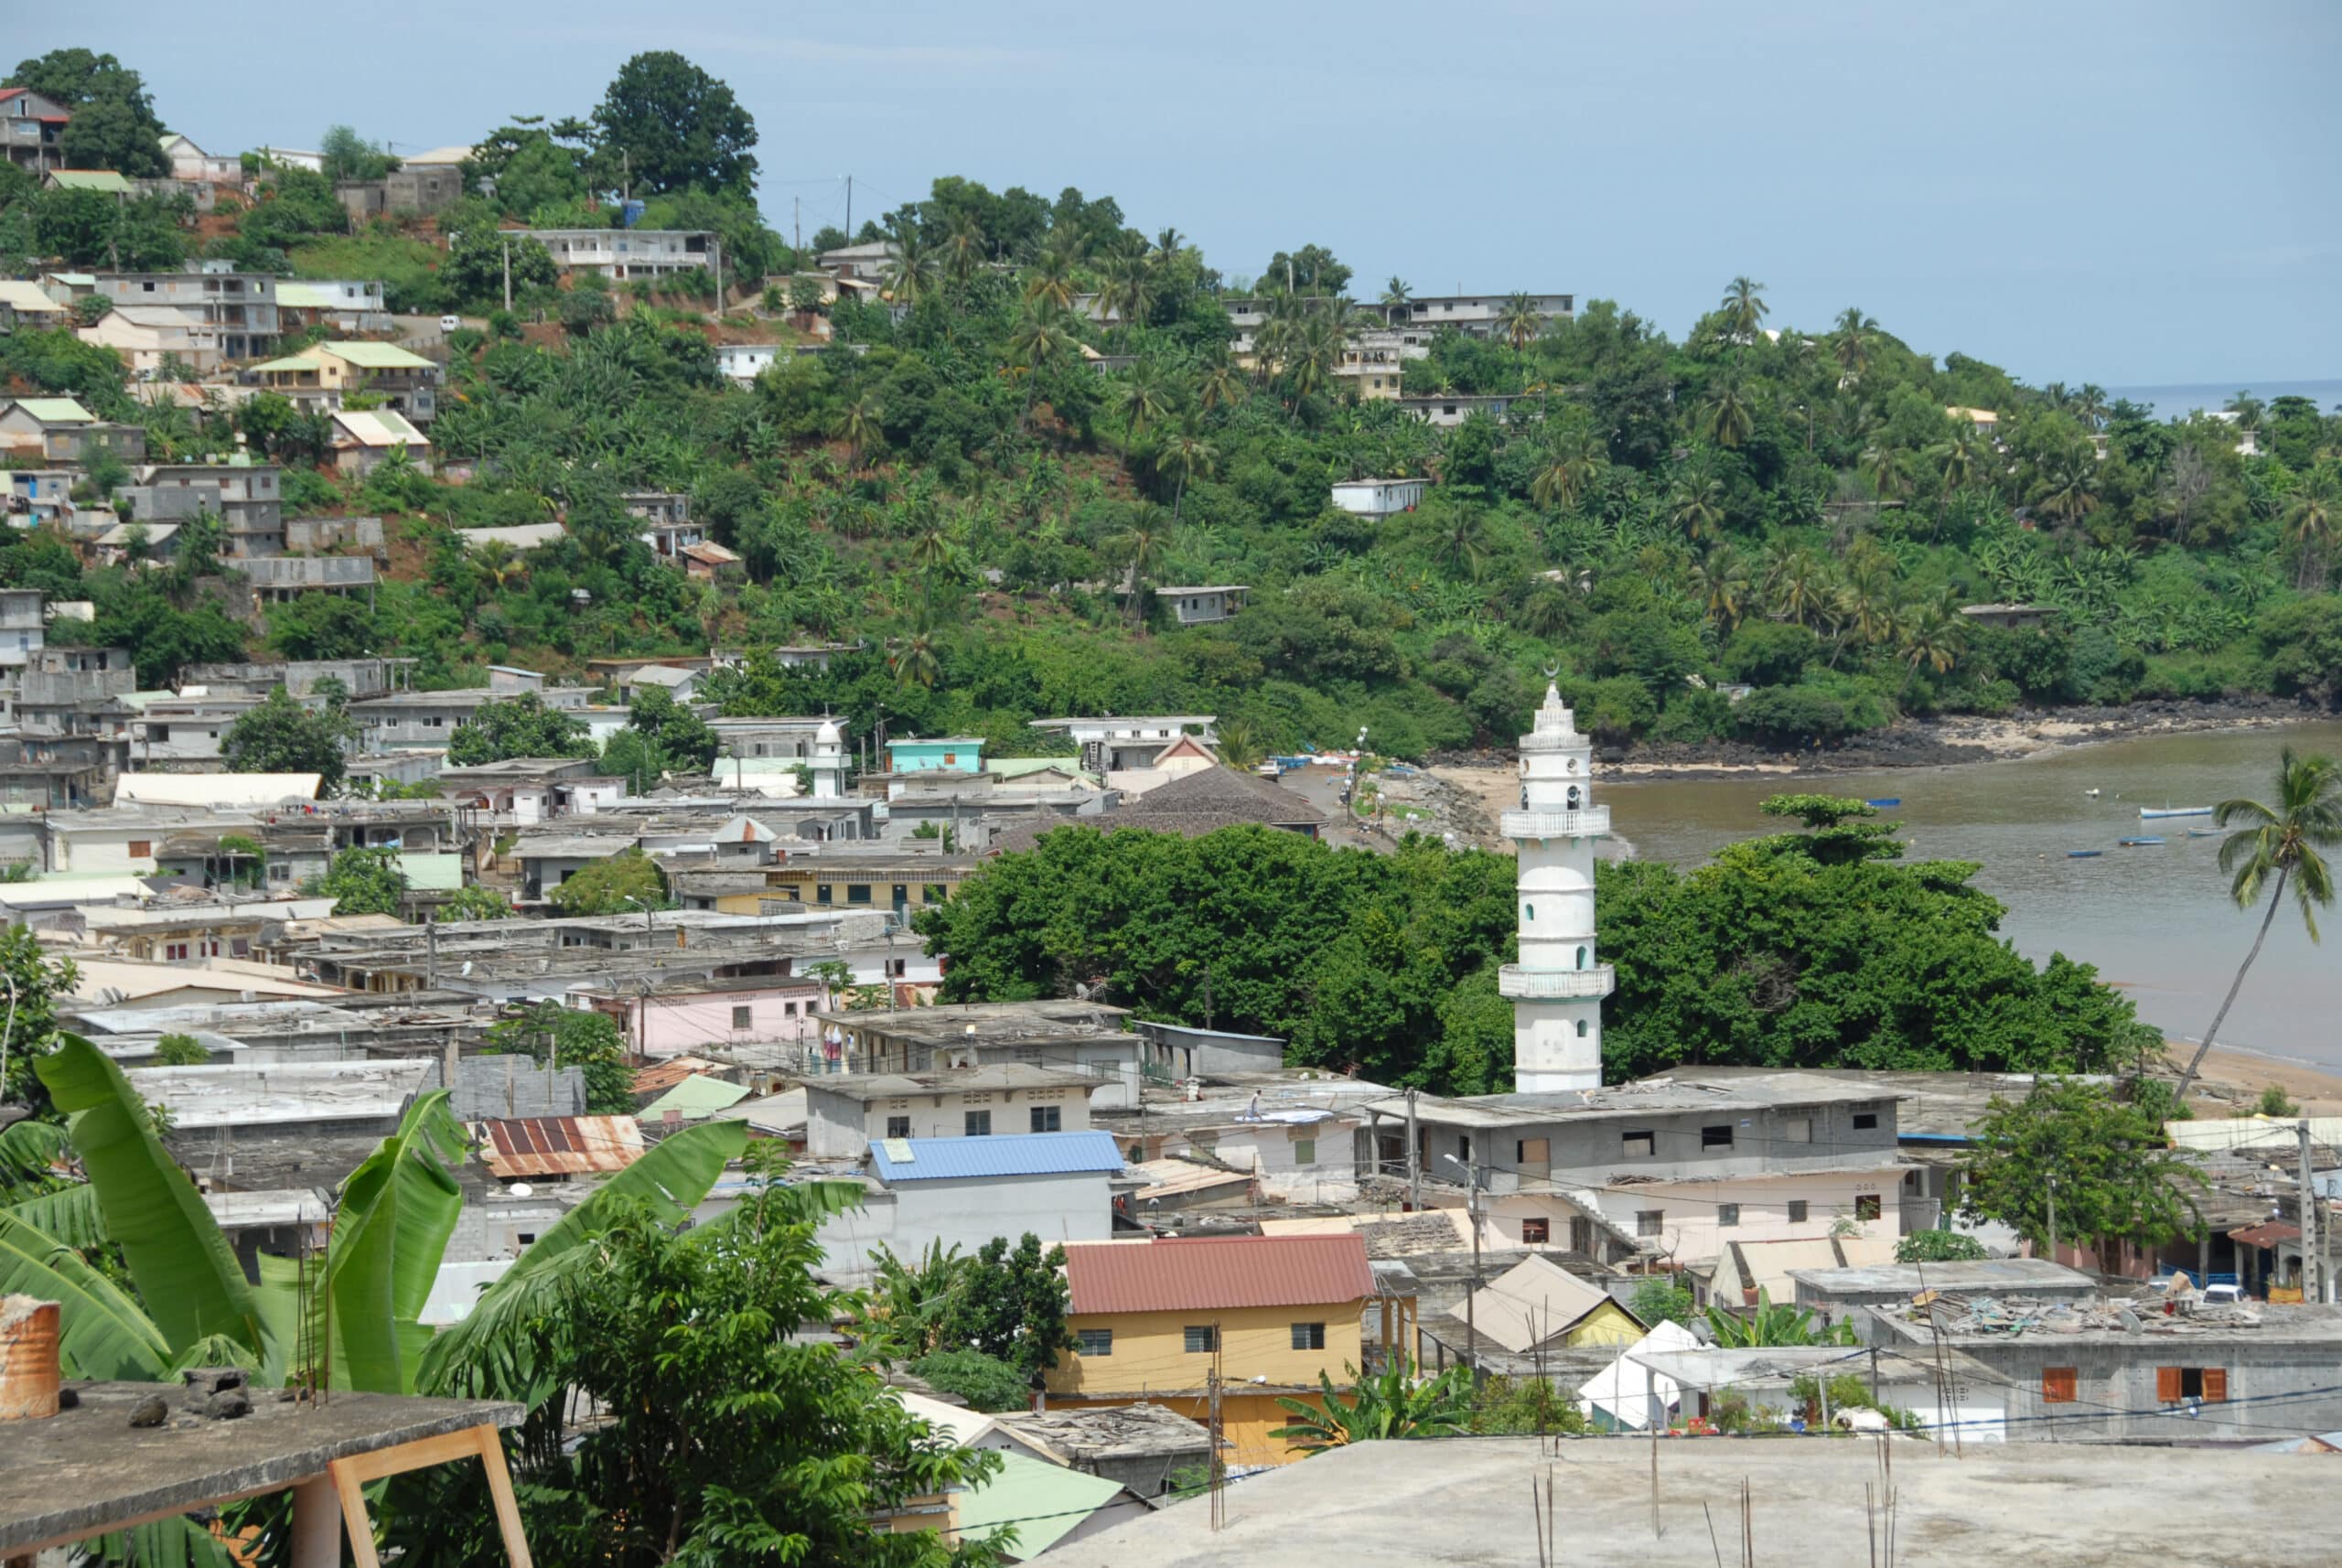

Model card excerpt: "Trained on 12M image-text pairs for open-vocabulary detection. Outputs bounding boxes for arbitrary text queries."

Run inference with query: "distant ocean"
[2101,380,2342,418]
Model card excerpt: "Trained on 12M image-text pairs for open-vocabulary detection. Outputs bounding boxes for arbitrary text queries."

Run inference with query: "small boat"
[2068,849,2104,859]
[1864,798,1900,809]
[2186,828,2221,838]
[2139,806,2214,819]
[2084,788,2101,798]
[2119,836,2166,847]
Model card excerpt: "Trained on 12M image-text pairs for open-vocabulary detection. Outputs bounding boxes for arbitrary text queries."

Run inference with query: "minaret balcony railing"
[1501,806,1610,840]
[1498,962,1617,1000]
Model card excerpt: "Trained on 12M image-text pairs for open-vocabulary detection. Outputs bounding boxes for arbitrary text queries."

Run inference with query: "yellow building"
[1047,1234,1387,1467]
[1456,1253,1646,1359]
[747,855,977,916]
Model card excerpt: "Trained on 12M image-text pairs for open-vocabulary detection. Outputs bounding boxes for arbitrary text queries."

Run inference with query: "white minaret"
[811,718,846,799]
[1499,682,1613,1092]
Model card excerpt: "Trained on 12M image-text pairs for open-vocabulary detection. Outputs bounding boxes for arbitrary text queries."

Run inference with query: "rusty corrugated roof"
[478,1114,643,1178]
[2228,1220,2302,1249]
[1064,1234,1375,1316]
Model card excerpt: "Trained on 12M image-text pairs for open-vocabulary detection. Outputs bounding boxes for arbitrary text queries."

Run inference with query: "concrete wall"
[1048,1303,1365,1401]
[1900,1334,2342,1444]
[812,1170,1114,1277]
[804,1081,1091,1160]
[1445,1098,1902,1187]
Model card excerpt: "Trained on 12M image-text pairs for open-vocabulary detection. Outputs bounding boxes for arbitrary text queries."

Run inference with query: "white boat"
[2139,806,2214,820]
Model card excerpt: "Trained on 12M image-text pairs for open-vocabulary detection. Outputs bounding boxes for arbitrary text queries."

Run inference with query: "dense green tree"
[591,52,758,199]
[1959,1079,2206,1251]
[313,846,408,917]
[152,1033,209,1067]
[483,1001,632,1113]
[445,694,596,767]
[545,848,667,918]
[908,1349,1028,1413]
[1895,1230,1990,1263]
[438,885,515,921]
[937,1233,1075,1381]
[0,927,77,1111]
[221,688,352,789]
[6,48,168,176]
[607,686,718,778]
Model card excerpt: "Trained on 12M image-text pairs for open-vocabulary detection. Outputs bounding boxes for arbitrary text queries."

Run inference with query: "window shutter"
[2156,1367,2183,1402]
[2042,1368,2077,1403]
[2201,1369,2228,1403]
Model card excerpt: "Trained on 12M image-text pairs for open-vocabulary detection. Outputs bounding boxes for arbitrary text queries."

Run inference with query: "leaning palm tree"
[1667,473,1727,543]
[1196,355,1246,413]
[1700,375,1755,448]
[1115,367,1171,445]
[1269,1359,1475,1453]
[1154,415,1219,519]
[2174,749,2342,1099]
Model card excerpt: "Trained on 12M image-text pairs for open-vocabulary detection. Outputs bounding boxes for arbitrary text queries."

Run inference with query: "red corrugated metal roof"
[1064,1234,1376,1315]
[2229,1220,2301,1249]
[478,1114,643,1178]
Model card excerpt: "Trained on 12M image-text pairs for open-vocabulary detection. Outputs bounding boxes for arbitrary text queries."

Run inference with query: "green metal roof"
[953,1455,1128,1557]
[252,354,327,374]
[322,341,434,370]
[639,1074,753,1122]
[47,170,133,194]
[394,852,465,892]
[9,398,93,424]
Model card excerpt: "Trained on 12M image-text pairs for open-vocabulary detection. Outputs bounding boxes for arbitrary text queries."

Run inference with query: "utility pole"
[1404,1088,1421,1211]
[1200,965,1214,1032]
[2045,1174,2057,1265]
[844,174,853,238]
[500,237,511,314]
[424,915,437,988]
[1206,1366,1224,1531]
[794,196,801,254]
[2300,1118,2322,1303]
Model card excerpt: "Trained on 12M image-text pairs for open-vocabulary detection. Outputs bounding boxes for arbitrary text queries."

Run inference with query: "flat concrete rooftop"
[1046,1435,2336,1568]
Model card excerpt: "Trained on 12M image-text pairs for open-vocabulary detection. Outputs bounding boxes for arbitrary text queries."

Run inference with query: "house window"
[963,1111,992,1136]
[1456,1136,1470,1165]
[1184,1326,1218,1354]
[925,884,948,903]
[847,885,872,905]
[1702,1125,1735,1150]
[1717,1204,1741,1228]
[731,1005,752,1029]
[886,1115,910,1139]
[1852,1112,1879,1131]
[1784,1117,1813,1144]
[815,884,833,905]
[1787,1200,1809,1224]
[1290,1323,1327,1350]
[1855,1195,1882,1221]
[128,840,152,858]
[1030,1105,1062,1133]
[1078,1328,1113,1357]
[1623,1132,1655,1158]
[887,959,908,978]
[1293,1138,1316,1164]
[1636,1210,1664,1239]
[1521,1218,1551,1245]
[1570,1217,1595,1253]
[2158,1367,2225,1402]
[1516,1137,1549,1169]
[2043,1368,2078,1403]
[165,942,189,961]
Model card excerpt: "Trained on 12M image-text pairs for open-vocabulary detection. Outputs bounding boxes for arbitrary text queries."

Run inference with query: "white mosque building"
[1499,682,1613,1091]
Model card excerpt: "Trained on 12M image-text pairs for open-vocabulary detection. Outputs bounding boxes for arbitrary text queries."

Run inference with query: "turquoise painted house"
[886,736,986,774]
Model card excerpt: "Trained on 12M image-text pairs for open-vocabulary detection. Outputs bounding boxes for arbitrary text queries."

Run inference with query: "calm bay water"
[1600,721,2342,1069]
[2103,380,2342,418]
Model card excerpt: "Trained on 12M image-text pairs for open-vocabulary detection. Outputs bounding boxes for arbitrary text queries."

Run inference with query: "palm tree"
[889,625,942,689]
[1832,307,1877,383]
[1896,595,1964,691]
[1434,510,1489,579]
[1720,275,1768,343]
[1691,545,1751,630]
[2284,485,2337,591]
[1269,1359,1475,1453]
[2074,383,2110,431]
[837,392,881,472]
[1495,291,1543,359]
[1007,306,1078,431]
[1116,515,1166,632]
[2032,453,2100,529]
[1197,355,1246,413]
[881,221,936,309]
[1100,250,1153,331]
[2174,749,2342,1100]
[1214,717,1265,772]
[1153,226,1184,263]
[1379,275,1413,326]
[1530,427,1602,514]
[1700,374,1755,448]
[1155,413,1219,520]
[1767,548,1831,627]
[1925,430,1984,500]
[1667,473,1727,543]
[1023,241,1078,312]
[1860,441,1913,507]
[1115,367,1171,445]
[1284,316,1342,410]
[940,211,986,285]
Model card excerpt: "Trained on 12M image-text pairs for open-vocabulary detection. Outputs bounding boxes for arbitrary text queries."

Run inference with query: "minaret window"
[1524,904,1533,922]
[1576,1020,1588,1037]
[1575,946,1587,970]
[1566,786,1581,808]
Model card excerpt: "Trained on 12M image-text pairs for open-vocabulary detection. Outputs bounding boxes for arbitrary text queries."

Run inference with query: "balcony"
[1501,806,1610,840]
[1499,963,1616,1001]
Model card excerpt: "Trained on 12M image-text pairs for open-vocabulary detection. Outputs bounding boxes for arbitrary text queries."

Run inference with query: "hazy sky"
[29,0,2340,387]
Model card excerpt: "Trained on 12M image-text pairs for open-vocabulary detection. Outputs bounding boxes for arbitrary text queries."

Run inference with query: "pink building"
[579,976,831,1060]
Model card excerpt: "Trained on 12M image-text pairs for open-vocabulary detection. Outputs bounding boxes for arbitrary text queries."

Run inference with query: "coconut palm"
[1022,241,1079,312]
[1153,226,1184,263]
[1767,547,1832,627]
[2032,453,2100,529]
[940,211,986,285]
[2284,484,2337,591]
[1269,1359,1475,1453]
[1155,413,1219,520]
[1667,473,1727,543]
[1100,250,1153,332]
[1115,367,1171,444]
[2174,749,2342,1099]
[1700,374,1756,448]
[1197,355,1246,413]
[881,221,936,309]
[889,624,942,689]
[1115,514,1167,632]
[1495,291,1543,358]
[1832,307,1877,383]
[1925,429,1985,500]
[1007,306,1079,432]
[837,392,881,472]
[1530,427,1603,514]
[2074,383,2111,431]
[1896,594,1964,689]
[1283,315,1342,410]
[1691,545,1751,630]
[1720,275,1768,343]
[1380,275,1413,325]
[1214,717,1265,772]
[1434,511,1490,579]
[1860,441,1913,507]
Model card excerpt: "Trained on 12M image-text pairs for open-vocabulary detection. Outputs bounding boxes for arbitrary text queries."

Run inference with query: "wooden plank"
[330,1427,496,1487]
[328,1461,380,1568]
[475,1428,535,1568]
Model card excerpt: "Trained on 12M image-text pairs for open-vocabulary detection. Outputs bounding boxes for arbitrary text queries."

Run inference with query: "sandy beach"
[2164,1041,2342,1116]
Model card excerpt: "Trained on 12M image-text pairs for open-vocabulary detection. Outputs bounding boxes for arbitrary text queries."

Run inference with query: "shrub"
[908,1349,1028,1413]
[1894,1230,1989,1263]
[1732,685,1850,747]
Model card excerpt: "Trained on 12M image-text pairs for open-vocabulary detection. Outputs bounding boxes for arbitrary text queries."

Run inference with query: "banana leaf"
[35,1033,275,1376]
[0,1208,169,1379]
[417,1117,749,1400]
[5,1180,106,1248]
[317,1090,466,1394]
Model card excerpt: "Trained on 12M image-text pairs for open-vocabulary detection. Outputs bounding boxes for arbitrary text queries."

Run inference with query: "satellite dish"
[460,960,474,976]
[508,1182,534,1197]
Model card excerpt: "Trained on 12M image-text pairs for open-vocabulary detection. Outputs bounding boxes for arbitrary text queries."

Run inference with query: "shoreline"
[2158,1040,2342,1115]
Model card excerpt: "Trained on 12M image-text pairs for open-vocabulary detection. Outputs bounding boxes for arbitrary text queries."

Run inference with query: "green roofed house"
[252,339,440,424]
[328,409,432,478]
[0,396,146,466]
[886,736,986,775]
[951,1454,1149,1563]
[639,1074,753,1125]
[43,168,132,195]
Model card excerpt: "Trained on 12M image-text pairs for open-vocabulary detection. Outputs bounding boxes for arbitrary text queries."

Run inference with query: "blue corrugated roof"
[868,1130,1125,1183]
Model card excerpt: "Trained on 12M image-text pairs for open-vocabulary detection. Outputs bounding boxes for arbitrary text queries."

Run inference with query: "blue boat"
[2068,849,2104,859]
[1864,798,1901,808]
[2118,836,2165,847]
[2186,828,2221,838]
